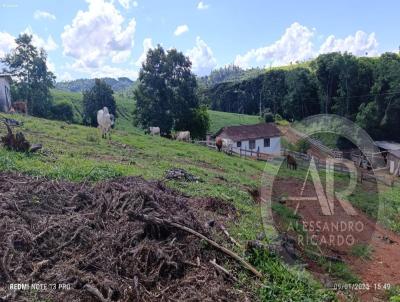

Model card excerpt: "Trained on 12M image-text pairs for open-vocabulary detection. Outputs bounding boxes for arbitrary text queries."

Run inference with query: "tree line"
[200,52,400,141]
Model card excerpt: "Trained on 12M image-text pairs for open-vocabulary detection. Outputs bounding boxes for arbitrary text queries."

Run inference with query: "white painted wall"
[231,136,281,155]
[0,77,11,112]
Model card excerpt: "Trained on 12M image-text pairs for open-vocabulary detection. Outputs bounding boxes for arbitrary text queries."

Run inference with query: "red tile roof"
[214,123,281,141]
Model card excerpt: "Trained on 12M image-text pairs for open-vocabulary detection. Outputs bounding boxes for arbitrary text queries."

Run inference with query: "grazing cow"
[216,137,223,152]
[215,137,233,152]
[97,107,115,139]
[175,131,191,142]
[149,126,160,136]
[12,101,28,115]
[286,154,297,170]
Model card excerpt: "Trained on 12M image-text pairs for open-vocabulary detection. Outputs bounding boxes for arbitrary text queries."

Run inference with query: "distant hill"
[55,77,134,93]
[198,65,265,87]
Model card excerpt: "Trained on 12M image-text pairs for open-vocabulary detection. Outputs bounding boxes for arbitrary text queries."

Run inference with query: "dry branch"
[83,284,109,302]
[210,259,238,282]
[219,224,243,249]
[130,213,263,278]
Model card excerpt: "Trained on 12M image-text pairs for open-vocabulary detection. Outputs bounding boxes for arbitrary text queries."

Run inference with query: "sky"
[0,0,399,81]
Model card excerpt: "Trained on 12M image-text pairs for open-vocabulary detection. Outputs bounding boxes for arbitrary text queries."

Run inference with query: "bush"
[262,108,275,123]
[188,105,210,139]
[50,102,74,122]
[295,139,310,154]
[274,113,283,121]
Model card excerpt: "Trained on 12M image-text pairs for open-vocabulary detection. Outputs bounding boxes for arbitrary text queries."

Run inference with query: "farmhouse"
[214,123,281,155]
[0,74,12,112]
[374,141,400,176]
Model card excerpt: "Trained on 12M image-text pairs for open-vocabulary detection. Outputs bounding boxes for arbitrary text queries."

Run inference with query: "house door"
[390,160,395,174]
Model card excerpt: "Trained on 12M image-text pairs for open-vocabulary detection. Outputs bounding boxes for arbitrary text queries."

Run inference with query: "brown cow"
[286,154,297,170]
[12,101,28,115]
[216,137,223,152]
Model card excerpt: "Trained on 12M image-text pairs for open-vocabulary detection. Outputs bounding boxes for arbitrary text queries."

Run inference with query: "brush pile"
[0,173,251,301]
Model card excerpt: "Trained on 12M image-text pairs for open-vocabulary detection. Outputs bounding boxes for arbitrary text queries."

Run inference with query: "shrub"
[295,139,310,154]
[188,105,210,139]
[50,102,74,122]
[260,108,275,123]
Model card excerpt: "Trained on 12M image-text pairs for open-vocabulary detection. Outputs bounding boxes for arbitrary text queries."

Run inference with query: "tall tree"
[83,79,116,126]
[134,45,209,138]
[261,69,287,115]
[1,34,55,117]
[283,68,319,120]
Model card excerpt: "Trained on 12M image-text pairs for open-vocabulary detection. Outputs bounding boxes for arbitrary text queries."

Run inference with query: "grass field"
[207,110,260,133]
[51,89,261,134]
[0,113,338,301]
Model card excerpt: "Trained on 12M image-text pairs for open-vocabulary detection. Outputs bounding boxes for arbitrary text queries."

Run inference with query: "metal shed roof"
[374,141,400,151]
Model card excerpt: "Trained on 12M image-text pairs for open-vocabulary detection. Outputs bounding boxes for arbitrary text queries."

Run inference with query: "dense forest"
[199,52,400,141]
[55,77,134,93]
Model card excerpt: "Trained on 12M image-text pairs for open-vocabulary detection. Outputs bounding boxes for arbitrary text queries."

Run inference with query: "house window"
[249,140,255,149]
[237,141,241,148]
[264,138,270,147]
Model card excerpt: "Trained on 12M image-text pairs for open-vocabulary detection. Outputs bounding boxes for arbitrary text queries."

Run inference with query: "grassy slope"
[0,113,336,301]
[51,89,261,134]
[208,110,260,133]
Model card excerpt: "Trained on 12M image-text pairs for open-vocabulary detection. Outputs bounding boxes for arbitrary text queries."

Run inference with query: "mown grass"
[207,110,260,133]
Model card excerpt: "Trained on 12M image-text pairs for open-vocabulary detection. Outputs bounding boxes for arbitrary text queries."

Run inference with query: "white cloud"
[111,50,131,63]
[47,58,56,73]
[234,22,315,68]
[135,38,153,67]
[0,29,58,60]
[0,31,16,58]
[34,10,56,20]
[319,31,378,56]
[174,24,189,36]
[118,0,138,9]
[186,36,217,76]
[58,71,73,82]
[197,1,209,10]
[234,23,379,69]
[24,27,58,52]
[61,0,136,69]
[70,61,138,79]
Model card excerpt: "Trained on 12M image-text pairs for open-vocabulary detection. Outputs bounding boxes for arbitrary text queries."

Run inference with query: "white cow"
[176,131,191,141]
[149,126,160,136]
[97,107,114,139]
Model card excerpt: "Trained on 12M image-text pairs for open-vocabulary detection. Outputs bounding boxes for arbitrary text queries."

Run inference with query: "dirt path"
[272,177,400,301]
[278,125,328,159]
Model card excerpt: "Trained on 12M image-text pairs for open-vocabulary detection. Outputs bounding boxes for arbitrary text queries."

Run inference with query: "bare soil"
[0,172,252,302]
[272,176,400,301]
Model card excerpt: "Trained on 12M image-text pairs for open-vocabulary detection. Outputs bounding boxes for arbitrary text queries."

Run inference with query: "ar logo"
[286,157,358,216]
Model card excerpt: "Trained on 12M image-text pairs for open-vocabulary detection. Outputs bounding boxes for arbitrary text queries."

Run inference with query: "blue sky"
[0,0,398,81]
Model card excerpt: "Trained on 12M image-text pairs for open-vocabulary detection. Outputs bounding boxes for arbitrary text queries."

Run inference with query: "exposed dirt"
[0,172,252,302]
[272,176,400,301]
[278,125,328,159]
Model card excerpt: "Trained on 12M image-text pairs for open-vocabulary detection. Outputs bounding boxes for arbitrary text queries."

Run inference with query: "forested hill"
[197,65,264,87]
[55,77,134,93]
[199,52,400,142]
